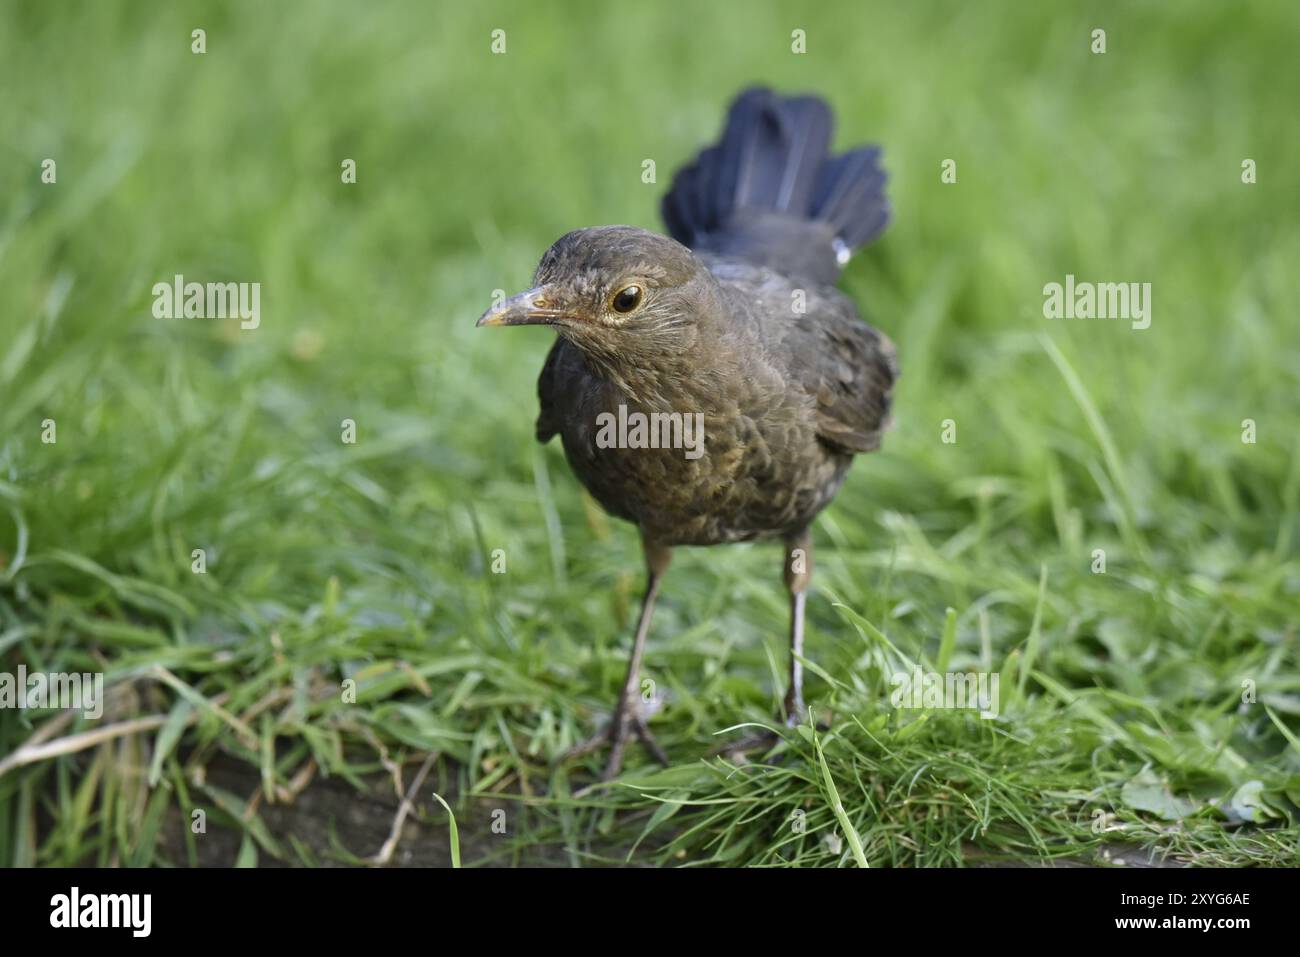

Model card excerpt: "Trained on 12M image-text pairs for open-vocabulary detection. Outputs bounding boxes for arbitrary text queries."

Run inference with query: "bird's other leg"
[564,538,672,780]
[782,529,812,726]
[602,539,673,778]
[712,531,812,759]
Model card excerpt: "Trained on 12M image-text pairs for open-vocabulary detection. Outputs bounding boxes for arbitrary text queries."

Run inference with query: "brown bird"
[477,88,897,779]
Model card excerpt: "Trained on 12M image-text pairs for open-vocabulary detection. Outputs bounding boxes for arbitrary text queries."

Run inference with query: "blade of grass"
[813,735,868,868]
[431,792,461,868]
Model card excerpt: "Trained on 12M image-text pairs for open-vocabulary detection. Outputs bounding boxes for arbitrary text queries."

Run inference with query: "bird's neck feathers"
[564,323,705,410]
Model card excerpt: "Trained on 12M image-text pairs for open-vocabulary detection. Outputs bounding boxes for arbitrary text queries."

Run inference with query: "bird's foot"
[560,695,669,784]
[783,697,808,728]
[710,727,782,760]
[711,703,824,761]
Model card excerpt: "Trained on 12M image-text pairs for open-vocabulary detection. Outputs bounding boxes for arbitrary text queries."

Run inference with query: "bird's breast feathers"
[539,338,850,544]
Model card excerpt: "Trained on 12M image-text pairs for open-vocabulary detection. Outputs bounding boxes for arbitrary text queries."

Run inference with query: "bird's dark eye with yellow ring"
[611,284,643,313]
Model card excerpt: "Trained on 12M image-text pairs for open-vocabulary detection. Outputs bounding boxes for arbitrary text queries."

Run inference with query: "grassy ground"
[2,0,1298,867]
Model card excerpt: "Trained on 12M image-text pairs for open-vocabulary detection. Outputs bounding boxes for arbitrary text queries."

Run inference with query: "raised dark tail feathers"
[662,87,889,285]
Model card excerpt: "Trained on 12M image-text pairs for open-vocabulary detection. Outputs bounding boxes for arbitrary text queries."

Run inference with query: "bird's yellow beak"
[476,286,575,327]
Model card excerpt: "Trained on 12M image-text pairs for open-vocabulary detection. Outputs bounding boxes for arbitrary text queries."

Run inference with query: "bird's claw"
[711,705,826,760]
[560,696,670,784]
[710,727,782,760]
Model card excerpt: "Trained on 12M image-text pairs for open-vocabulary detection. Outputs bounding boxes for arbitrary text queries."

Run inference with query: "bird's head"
[476,226,718,369]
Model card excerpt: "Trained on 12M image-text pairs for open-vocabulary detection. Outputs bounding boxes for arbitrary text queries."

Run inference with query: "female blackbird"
[477,87,897,779]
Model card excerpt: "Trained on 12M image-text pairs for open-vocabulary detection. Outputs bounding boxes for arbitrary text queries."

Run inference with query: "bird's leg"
[602,543,670,778]
[563,540,673,780]
[712,531,814,759]
[782,529,812,726]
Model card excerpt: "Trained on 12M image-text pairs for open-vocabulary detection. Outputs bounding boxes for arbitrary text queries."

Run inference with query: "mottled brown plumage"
[478,88,897,778]
[534,237,896,545]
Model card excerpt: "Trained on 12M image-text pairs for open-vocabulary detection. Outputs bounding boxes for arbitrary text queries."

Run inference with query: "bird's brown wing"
[713,258,898,456]
[708,257,896,454]
[777,288,898,455]
[536,336,584,443]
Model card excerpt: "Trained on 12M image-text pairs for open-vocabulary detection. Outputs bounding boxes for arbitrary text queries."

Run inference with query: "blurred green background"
[1,1,1297,867]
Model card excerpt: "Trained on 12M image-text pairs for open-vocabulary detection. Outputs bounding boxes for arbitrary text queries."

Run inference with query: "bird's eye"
[611,284,643,313]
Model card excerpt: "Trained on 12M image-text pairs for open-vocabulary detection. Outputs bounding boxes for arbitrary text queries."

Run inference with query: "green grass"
[2,0,1298,867]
